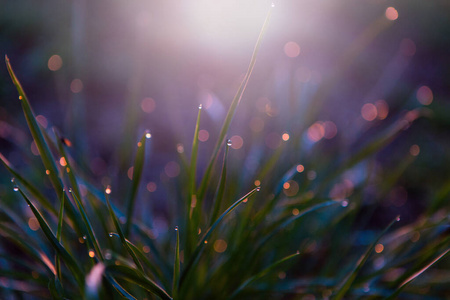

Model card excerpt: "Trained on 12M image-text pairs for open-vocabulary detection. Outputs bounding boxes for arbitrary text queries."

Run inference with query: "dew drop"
[396,216,401,221]
[45,170,50,175]
[296,250,300,255]
[145,131,152,139]
[271,2,275,7]
[18,96,23,100]
[198,104,203,110]
[109,233,113,237]
[175,226,178,231]
[227,139,232,146]
[204,240,208,244]
[341,200,349,207]
[13,186,19,192]
[11,178,15,183]
[68,188,73,193]
[256,186,261,192]
[83,235,87,240]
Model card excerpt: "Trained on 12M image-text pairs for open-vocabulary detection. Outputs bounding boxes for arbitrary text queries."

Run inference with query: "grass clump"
[1,6,449,300]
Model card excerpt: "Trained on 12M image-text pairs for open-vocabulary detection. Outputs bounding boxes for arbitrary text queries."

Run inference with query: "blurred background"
[1,0,450,228]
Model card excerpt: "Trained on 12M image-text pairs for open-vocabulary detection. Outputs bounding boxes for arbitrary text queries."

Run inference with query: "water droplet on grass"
[68,188,73,193]
[145,131,152,139]
[175,226,178,231]
[198,104,203,110]
[11,178,15,183]
[83,235,87,240]
[396,216,401,221]
[341,200,348,207]
[109,233,113,237]
[256,186,261,192]
[227,139,232,146]
[13,186,19,192]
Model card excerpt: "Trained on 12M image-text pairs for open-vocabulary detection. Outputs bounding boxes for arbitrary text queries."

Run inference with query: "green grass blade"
[17,188,84,287]
[209,141,230,226]
[258,200,340,248]
[108,233,167,285]
[180,187,260,288]
[0,222,57,278]
[70,190,104,261]
[5,55,63,194]
[229,251,300,299]
[333,215,400,300]
[55,189,65,287]
[125,130,150,237]
[186,106,202,259]
[197,8,272,202]
[385,248,450,300]
[53,128,82,199]
[106,194,145,273]
[172,226,180,298]
[104,274,137,300]
[0,153,57,216]
[189,105,202,203]
[106,264,172,300]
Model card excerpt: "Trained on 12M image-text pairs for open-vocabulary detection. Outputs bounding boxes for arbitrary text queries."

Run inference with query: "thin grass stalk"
[106,194,145,274]
[333,215,400,300]
[172,226,180,299]
[18,188,84,289]
[5,56,63,194]
[209,141,230,226]
[197,7,273,202]
[229,251,300,299]
[125,131,150,237]
[179,187,260,288]
[55,189,65,292]
[71,191,104,261]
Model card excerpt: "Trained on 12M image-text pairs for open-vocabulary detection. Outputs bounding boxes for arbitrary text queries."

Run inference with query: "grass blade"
[197,7,273,202]
[229,251,300,299]
[0,153,57,215]
[172,226,180,298]
[125,130,150,237]
[104,274,137,300]
[70,190,104,261]
[55,189,65,291]
[18,188,84,288]
[106,264,172,300]
[5,55,63,194]
[106,194,145,273]
[180,187,260,288]
[386,248,450,300]
[333,215,400,300]
[258,200,340,249]
[209,141,230,226]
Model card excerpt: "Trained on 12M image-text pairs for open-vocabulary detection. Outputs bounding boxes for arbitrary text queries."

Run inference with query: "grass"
[1,6,450,300]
